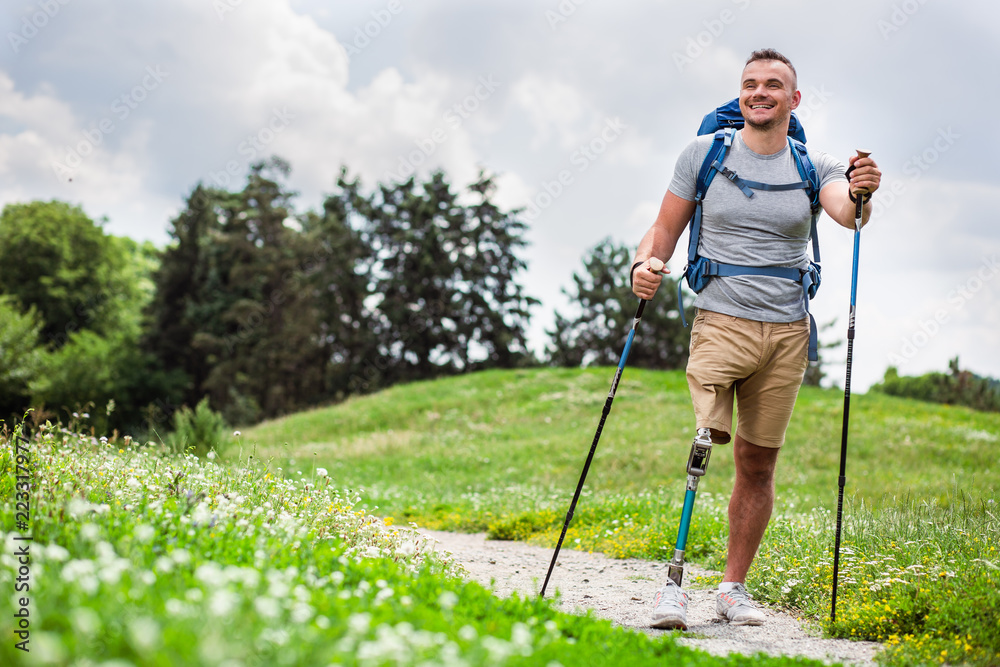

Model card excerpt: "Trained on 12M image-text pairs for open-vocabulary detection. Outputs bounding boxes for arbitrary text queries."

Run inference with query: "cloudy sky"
[2,0,998,391]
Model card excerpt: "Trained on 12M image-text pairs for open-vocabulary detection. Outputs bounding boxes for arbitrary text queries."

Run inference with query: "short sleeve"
[667,136,714,202]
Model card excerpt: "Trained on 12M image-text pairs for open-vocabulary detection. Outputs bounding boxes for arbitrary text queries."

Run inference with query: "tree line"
[1,159,696,435]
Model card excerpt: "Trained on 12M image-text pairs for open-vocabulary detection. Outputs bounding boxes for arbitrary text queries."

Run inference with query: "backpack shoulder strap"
[788,137,820,210]
[687,128,734,264]
[695,128,735,201]
[789,137,822,263]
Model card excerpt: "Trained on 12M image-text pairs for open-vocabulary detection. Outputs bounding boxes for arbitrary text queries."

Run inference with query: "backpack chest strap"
[711,161,811,199]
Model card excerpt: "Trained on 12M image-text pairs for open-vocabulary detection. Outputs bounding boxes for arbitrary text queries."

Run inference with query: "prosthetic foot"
[667,427,713,586]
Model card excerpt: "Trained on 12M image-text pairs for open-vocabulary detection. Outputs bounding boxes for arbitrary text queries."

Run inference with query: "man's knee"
[733,434,779,484]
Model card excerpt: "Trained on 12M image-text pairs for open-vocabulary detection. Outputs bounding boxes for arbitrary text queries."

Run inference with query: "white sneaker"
[650,580,688,630]
[716,583,765,626]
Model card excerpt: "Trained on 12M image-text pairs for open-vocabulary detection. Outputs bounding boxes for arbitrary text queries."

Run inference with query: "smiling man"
[630,48,881,629]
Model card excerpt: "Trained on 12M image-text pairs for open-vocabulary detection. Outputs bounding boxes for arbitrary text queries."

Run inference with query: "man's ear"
[789,88,802,111]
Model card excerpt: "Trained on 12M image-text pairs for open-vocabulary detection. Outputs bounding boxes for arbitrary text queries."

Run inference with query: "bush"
[168,397,227,457]
[872,358,1000,412]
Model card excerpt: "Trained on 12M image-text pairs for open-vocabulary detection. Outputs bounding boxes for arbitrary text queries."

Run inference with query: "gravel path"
[419,529,881,666]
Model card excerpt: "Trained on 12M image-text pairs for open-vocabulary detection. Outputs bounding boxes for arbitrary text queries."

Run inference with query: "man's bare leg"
[723,434,780,583]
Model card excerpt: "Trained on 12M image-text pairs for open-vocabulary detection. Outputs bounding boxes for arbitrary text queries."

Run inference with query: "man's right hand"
[632,258,668,300]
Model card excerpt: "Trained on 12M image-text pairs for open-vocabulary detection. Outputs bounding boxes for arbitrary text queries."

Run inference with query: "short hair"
[744,48,797,91]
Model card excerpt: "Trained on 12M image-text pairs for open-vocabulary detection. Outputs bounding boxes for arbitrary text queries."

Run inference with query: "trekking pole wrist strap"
[848,190,872,204]
[629,261,644,287]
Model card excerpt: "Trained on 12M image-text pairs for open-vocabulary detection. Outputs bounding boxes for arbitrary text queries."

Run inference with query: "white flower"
[80,523,100,542]
[233,431,241,437]
[208,589,239,617]
[165,599,186,616]
[195,562,223,586]
[44,544,70,562]
[170,549,192,566]
[254,596,281,619]
[207,451,216,460]
[290,602,314,624]
[438,591,459,610]
[316,468,328,478]
[128,617,161,652]
[133,525,155,543]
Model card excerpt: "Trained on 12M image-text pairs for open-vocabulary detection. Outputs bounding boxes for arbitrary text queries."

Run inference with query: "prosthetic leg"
[667,427,714,586]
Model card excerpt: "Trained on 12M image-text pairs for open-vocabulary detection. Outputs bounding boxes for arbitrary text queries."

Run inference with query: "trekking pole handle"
[648,257,665,275]
[846,150,872,231]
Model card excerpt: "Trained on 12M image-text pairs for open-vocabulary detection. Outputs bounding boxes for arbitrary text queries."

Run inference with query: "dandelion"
[233,431,241,437]
[316,467,328,478]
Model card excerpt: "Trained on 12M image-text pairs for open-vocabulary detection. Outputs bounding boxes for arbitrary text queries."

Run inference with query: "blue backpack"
[679,98,822,361]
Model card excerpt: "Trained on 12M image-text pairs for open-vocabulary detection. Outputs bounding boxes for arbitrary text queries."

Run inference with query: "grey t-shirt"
[668,131,846,322]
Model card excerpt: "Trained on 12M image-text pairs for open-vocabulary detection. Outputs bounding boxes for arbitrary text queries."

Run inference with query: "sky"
[2,0,998,392]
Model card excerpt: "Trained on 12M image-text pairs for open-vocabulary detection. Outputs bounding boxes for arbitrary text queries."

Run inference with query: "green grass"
[242,367,1000,666]
[1,420,834,666]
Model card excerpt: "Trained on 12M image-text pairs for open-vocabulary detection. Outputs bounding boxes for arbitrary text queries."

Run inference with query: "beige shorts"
[685,309,810,448]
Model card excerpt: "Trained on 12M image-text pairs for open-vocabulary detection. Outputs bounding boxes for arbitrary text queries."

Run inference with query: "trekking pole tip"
[649,257,665,274]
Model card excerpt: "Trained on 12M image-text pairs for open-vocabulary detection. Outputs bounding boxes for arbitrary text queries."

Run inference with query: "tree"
[802,318,840,386]
[339,169,538,388]
[547,238,692,369]
[143,183,228,412]
[195,158,330,423]
[145,159,374,424]
[0,201,140,346]
[0,297,42,421]
[299,181,376,398]
[872,358,1000,412]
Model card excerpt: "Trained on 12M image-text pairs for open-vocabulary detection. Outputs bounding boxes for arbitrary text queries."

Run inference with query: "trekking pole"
[831,150,871,623]
[540,257,665,597]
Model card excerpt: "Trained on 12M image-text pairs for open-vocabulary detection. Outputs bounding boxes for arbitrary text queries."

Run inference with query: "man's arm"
[631,191,695,300]
[819,153,881,229]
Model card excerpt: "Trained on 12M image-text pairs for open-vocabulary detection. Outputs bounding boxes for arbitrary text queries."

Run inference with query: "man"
[631,48,881,629]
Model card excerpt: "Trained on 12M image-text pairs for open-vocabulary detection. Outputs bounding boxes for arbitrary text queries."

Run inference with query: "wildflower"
[133,524,155,543]
[316,467,328,478]
[233,431,241,437]
[438,591,459,610]
[209,589,239,617]
[255,596,281,619]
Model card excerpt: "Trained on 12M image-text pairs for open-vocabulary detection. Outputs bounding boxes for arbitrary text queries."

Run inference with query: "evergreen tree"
[547,238,692,370]
[339,169,537,388]
[146,159,374,424]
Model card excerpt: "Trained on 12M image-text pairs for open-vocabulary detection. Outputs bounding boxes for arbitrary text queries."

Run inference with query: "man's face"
[739,59,800,132]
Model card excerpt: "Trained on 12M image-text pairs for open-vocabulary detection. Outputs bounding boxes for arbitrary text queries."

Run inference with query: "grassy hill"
[242,367,999,524]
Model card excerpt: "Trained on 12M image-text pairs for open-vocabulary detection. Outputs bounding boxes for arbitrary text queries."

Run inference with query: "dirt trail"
[419,529,881,666]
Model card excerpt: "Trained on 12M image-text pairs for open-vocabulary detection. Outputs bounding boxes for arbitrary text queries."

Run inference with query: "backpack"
[679,98,822,361]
